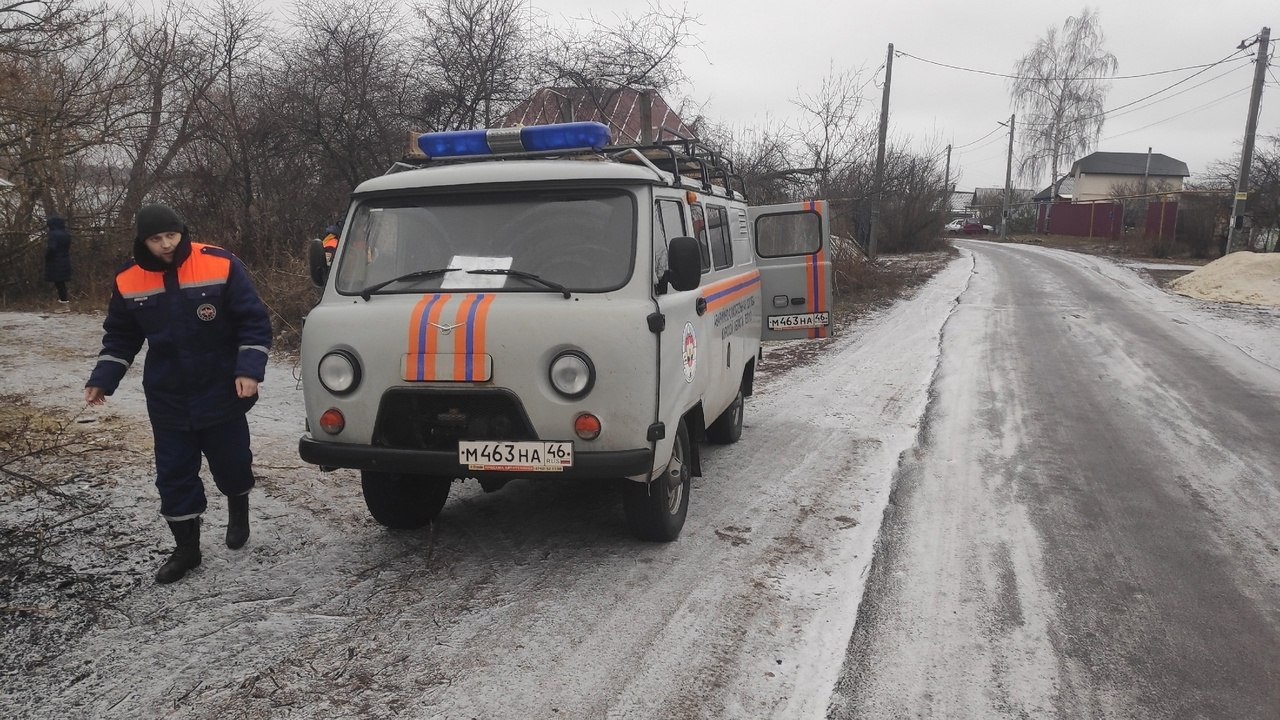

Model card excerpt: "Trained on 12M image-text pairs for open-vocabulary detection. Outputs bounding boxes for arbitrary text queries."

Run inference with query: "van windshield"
[334,189,636,295]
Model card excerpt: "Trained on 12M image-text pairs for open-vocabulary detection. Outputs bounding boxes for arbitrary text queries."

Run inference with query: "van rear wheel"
[622,419,691,541]
[706,389,744,444]
[361,471,451,529]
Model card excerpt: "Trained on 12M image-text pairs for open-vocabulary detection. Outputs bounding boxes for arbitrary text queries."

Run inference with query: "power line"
[951,124,1004,150]
[955,131,1010,159]
[895,49,1244,81]
[1098,61,1251,123]
[1101,85,1252,142]
[1019,49,1252,129]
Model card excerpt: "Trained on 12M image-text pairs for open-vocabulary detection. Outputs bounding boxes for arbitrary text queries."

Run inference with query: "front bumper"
[298,436,654,480]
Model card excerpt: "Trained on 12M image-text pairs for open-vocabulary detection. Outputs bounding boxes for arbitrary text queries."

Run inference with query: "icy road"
[2,241,1277,719]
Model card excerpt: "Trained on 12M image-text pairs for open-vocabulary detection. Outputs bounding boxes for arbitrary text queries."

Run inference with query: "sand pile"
[1169,251,1280,307]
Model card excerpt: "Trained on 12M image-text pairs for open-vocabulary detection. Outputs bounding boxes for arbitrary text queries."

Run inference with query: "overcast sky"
[537,0,1277,193]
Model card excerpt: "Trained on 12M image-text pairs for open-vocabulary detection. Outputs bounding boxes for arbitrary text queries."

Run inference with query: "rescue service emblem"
[682,322,697,383]
[196,303,217,322]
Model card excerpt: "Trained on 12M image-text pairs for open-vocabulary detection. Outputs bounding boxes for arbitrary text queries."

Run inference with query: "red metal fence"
[1035,200,1182,242]
[1036,201,1124,238]
[1143,200,1179,245]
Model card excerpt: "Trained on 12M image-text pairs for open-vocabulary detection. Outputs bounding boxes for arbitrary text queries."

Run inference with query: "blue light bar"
[417,129,490,159]
[416,121,612,159]
[520,122,611,152]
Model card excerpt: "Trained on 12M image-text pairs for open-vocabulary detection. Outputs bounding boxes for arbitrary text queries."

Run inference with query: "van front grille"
[371,388,537,451]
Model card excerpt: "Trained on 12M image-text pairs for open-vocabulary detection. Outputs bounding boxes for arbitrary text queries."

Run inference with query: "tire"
[361,471,451,529]
[705,389,744,444]
[622,420,691,541]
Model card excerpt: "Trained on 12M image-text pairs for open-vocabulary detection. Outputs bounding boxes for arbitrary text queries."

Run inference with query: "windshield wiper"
[358,268,460,300]
[467,268,572,298]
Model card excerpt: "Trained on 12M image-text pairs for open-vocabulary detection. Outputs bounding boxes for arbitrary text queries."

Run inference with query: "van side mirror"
[308,238,330,287]
[665,236,701,292]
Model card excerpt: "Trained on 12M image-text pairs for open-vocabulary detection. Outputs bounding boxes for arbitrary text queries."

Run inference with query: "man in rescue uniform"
[85,204,272,584]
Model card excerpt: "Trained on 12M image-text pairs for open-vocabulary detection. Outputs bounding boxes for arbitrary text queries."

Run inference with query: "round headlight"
[549,350,594,398]
[318,350,360,394]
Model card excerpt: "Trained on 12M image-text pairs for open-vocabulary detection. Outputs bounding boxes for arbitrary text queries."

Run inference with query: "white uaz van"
[299,121,832,541]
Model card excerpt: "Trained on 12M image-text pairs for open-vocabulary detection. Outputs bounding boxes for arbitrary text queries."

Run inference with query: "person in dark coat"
[321,224,339,267]
[84,204,273,584]
[45,215,72,312]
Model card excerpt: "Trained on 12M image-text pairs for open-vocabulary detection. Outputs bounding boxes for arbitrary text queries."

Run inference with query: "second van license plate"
[458,441,574,472]
[768,312,830,330]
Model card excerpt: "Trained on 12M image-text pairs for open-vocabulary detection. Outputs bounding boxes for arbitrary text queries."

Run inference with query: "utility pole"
[943,144,952,214]
[1001,114,1014,241]
[869,43,893,261]
[1227,26,1270,254]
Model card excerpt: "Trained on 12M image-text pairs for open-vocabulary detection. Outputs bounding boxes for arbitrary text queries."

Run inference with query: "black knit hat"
[135,204,186,241]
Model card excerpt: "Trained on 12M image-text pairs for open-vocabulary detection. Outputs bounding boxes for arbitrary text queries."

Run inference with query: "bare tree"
[0,0,129,224]
[534,2,699,123]
[700,119,807,204]
[790,63,874,199]
[1008,8,1118,189]
[275,0,410,190]
[171,0,274,253]
[0,0,82,55]
[408,0,532,131]
[106,0,252,228]
[875,143,951,252]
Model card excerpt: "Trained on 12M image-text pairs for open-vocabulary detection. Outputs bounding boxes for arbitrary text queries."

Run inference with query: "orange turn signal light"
[319,408,345,435]
[574,413,601,440]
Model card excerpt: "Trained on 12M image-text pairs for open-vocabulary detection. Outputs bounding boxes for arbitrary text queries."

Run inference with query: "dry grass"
[756,247,958,385]
[831,247,958,327]
[992,232,1212,265]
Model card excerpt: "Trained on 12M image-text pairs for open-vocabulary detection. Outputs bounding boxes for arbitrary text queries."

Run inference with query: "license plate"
[458,441,573,472]
[768,311,830,330]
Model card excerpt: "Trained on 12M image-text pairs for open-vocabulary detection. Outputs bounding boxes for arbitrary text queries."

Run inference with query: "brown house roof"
[499,87,695,145]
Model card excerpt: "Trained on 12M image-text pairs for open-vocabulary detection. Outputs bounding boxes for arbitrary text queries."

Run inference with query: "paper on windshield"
[442,255,513,289]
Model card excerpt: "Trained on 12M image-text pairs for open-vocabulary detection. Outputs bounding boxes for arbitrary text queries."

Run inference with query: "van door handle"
[696,297,707,315]
[790,297,807,305]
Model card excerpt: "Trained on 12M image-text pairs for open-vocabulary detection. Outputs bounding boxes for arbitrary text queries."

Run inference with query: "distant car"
[945,218,991,235]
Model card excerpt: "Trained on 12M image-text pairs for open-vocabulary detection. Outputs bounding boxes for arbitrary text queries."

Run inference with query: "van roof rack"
[391,122,748,201]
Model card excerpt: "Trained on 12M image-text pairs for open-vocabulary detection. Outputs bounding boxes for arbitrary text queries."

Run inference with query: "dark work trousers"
[53,281,68,302]
[153,414,255,520]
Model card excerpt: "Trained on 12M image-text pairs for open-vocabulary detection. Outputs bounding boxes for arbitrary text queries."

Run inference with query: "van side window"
[706,204,732,270]
[755,211,822,257]
[689,203,712,272]
[653,199,686,287]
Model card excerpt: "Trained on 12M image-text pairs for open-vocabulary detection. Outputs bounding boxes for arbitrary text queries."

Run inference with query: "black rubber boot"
[155,518,202,584]
[226,493,250,550]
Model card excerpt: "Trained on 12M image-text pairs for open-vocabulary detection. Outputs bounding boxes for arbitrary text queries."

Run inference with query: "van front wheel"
[361,471,451,529]
[622,420,691,541]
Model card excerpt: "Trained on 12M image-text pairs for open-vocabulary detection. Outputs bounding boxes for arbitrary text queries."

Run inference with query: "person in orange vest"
[321,223,340,266]
[84,204,272,584]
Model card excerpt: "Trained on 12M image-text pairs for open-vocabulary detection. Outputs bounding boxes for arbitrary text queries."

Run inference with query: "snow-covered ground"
[1,245,1275,718]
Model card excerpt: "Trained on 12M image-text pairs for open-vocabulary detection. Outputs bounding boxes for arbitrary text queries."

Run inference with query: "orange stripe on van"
[424,296,450,380]
[701,271,760,312]
[807,248,828,339]
[452,295,478,380]
[408,294,433,355]
[407,294,433,381]
[470,294,496,376]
